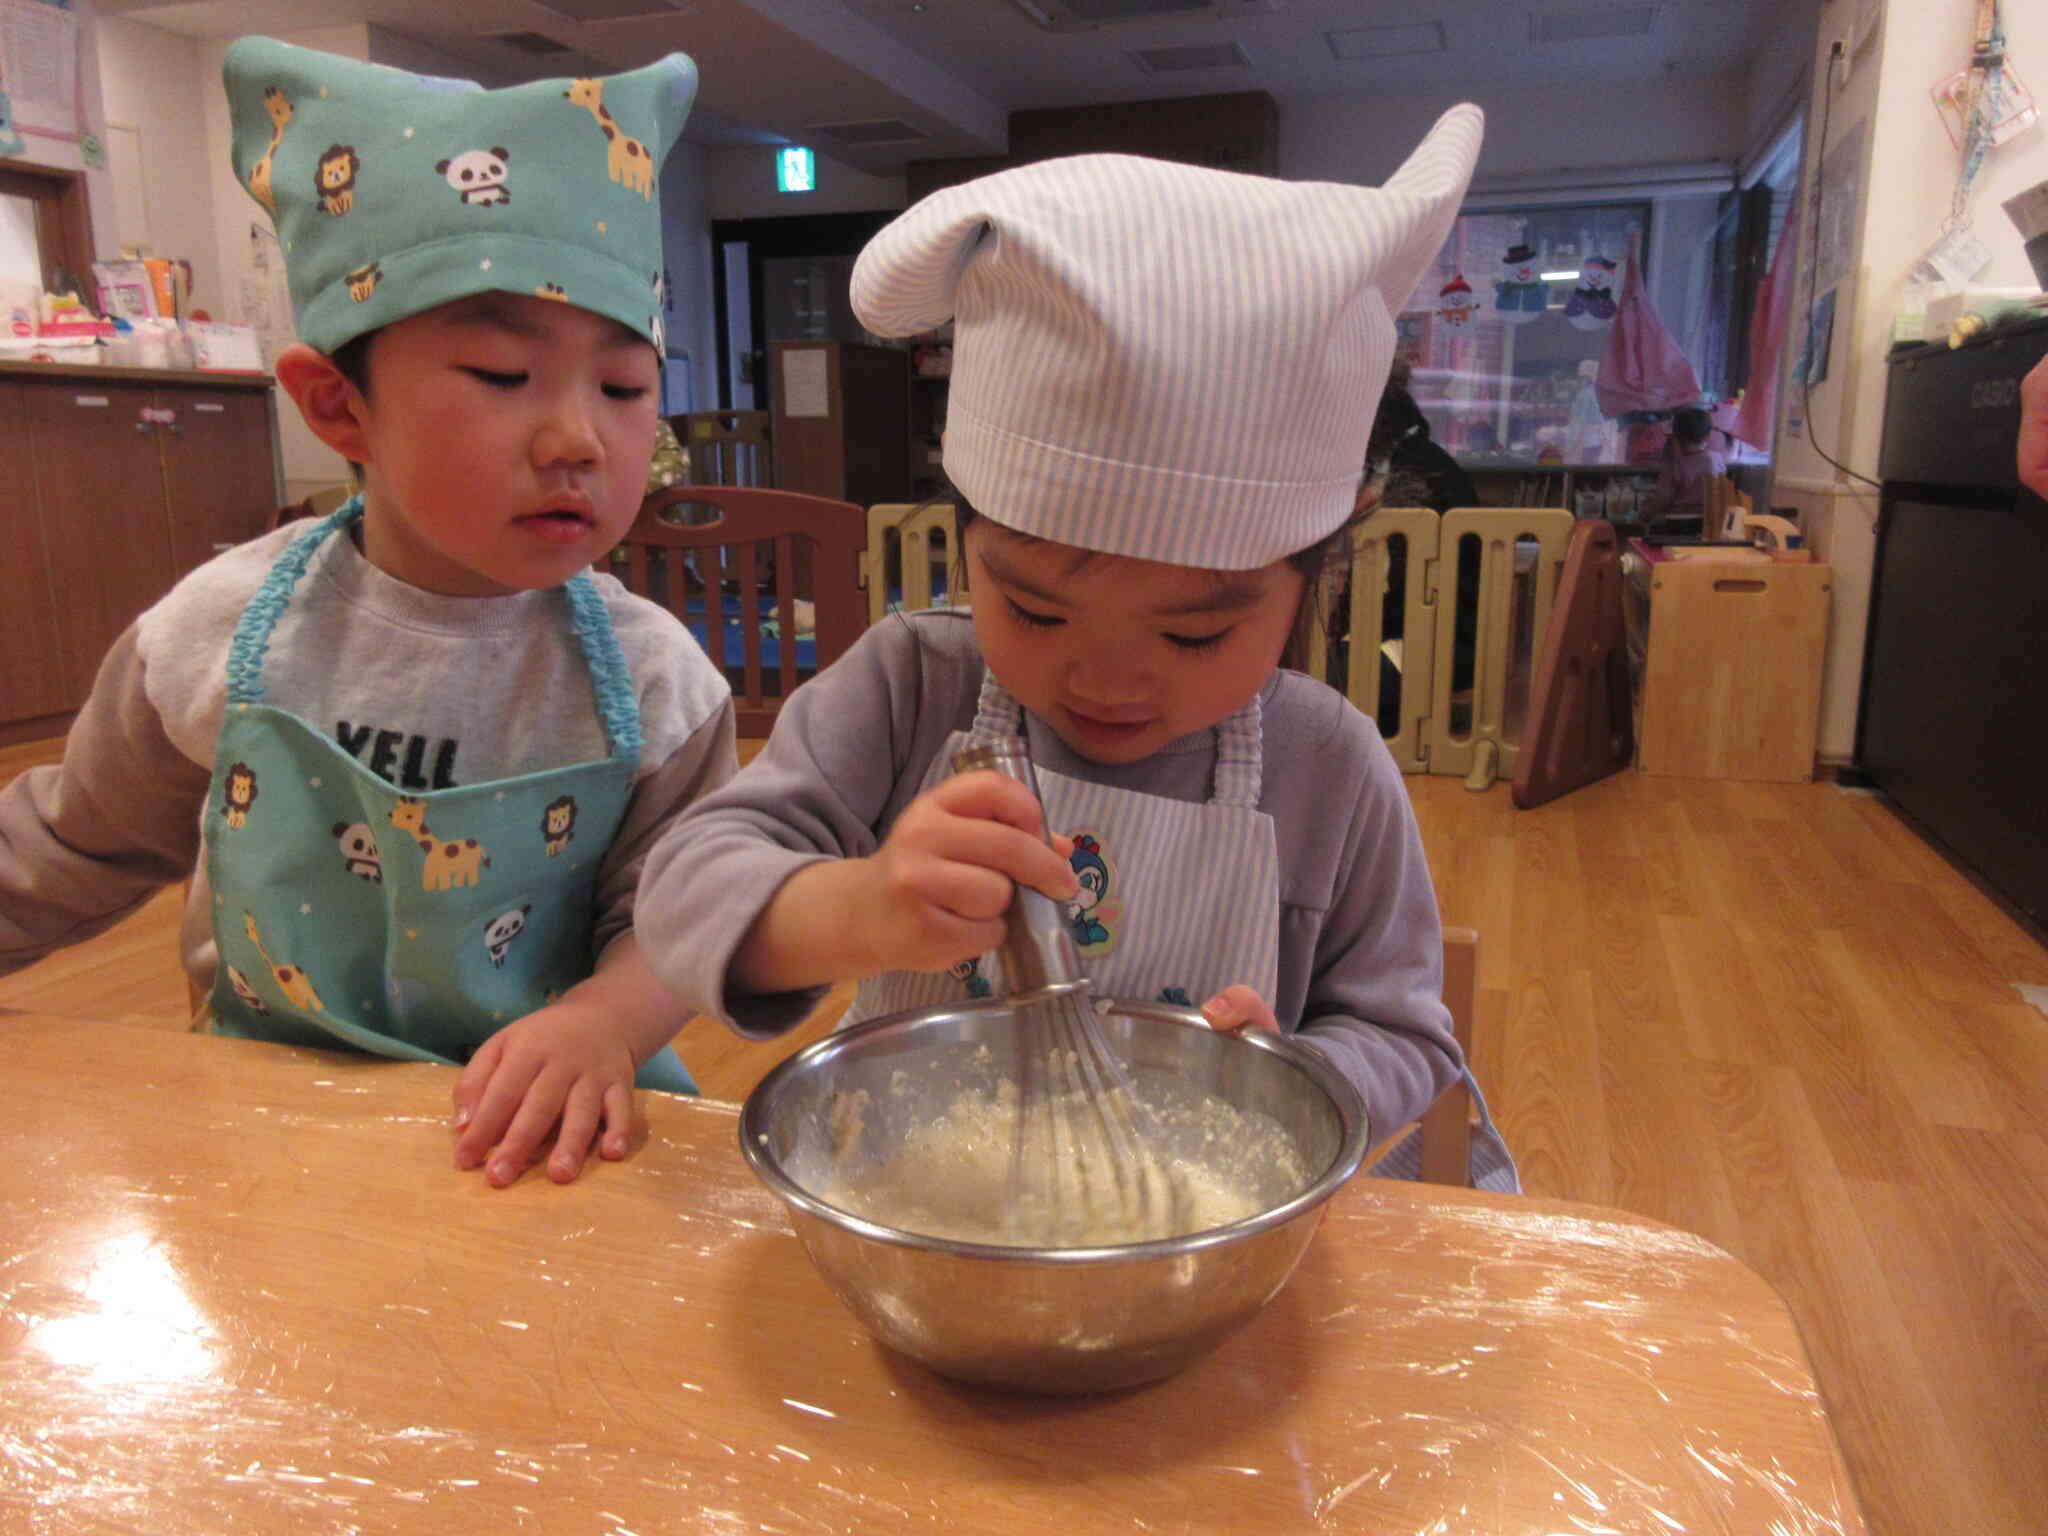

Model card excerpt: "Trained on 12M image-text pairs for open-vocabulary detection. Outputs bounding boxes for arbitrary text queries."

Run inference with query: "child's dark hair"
[1672,406,1713,446]
[909,485,1365,673]
[330,330,375,396]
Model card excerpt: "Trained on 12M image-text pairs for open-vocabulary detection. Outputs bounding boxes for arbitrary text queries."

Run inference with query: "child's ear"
[275,343,371,462]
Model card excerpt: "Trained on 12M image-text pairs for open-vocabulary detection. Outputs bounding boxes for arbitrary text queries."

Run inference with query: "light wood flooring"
[3,736,2043,1536]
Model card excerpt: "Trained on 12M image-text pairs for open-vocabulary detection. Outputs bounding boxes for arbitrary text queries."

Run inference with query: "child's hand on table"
[452,1001,637,1187]
[451,936,677,1187]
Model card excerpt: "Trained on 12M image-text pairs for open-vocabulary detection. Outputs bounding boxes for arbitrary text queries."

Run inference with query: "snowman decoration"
[1437,274,1477,327]
[1565,254,1618,331]
[1493,242,1546,325]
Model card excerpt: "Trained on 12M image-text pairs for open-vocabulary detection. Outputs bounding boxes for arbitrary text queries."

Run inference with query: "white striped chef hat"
[850,104,1483,570]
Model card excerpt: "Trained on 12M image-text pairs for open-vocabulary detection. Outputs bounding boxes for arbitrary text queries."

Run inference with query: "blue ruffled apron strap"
[225,498,364,707]
[1211,695,1262,808]
[561,568,643,763]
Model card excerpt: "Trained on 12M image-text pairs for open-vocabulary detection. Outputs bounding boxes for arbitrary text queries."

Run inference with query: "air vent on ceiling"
[492,31,575,55]
[1008,0,1278,35]
[1528,6,1659,45]
[531,0,691,21]
[1130,41,1252,73]
[813,118,932,146]
[1327,22,1447,61]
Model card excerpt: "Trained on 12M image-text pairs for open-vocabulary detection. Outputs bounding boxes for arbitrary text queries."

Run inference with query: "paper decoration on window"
[1437,273,1475,326]
[1564,255,1618,331]
[1493,241,1545,325]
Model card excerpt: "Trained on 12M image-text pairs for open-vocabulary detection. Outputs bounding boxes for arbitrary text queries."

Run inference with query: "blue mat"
[683,598,817,673]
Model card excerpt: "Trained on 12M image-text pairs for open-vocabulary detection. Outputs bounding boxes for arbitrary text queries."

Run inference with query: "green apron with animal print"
[202,504,695,1093]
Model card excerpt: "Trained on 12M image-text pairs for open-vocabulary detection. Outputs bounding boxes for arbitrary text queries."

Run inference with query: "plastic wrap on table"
[0,1014,1864,1534]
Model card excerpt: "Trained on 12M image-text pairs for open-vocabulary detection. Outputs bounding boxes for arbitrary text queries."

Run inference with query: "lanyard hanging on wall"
[1955,0,2006,226]
[1921,0,2038,284]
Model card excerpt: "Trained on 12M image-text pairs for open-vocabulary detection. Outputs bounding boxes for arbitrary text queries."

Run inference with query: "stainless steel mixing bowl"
[739,998,1370,1394]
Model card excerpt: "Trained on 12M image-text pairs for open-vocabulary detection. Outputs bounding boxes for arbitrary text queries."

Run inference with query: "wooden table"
[0,1015,1865,1533]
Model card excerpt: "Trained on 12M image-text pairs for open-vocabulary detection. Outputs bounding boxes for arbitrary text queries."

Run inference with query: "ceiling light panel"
[1009,0,1277,33]
[532,0,692,23]
[491,31,575,54]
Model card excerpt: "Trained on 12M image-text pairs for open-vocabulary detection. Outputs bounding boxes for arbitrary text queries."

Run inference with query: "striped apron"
[846,672,1522,1192]
[846,673,1279,1024]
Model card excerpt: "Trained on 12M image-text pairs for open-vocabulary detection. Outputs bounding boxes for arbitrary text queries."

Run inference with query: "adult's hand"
[2021,354,2048,502]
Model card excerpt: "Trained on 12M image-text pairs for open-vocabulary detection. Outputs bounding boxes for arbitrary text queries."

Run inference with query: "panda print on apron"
[201,504,695,1093]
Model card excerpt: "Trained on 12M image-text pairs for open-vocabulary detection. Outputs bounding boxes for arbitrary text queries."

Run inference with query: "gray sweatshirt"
[0,519,737,994]
[636,610,1460,1139]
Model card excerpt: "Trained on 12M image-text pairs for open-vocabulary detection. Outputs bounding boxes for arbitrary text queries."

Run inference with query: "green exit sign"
[776,147,815,193]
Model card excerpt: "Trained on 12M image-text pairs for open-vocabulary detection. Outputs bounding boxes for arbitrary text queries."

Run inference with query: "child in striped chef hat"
[639,104,1517,1187]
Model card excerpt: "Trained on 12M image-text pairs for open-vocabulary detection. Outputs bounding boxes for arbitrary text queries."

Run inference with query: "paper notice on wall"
[237,266,295,369]
[782,346,830,419]
[225,219,292,365]
[0,0,82,139]
[1811,116,1865,296]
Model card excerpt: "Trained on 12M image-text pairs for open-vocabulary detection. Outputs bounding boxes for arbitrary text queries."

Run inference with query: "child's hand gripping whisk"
[950,741,1190,1244]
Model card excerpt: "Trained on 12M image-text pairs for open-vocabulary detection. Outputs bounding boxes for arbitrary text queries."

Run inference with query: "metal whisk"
[950,741,1186,1245]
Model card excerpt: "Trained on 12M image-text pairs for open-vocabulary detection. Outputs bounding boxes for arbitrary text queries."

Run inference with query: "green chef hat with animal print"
[224,36,695,355]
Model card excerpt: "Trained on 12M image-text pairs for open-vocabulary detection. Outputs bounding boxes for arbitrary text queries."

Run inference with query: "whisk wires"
[950,739,1190,1245]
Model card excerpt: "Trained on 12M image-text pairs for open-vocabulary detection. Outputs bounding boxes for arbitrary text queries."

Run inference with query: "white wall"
[1774,0,2048,761]
[10,0,117,272]
[196,27,371,498]
[661,139,718,418]
[93,17,219,316]
[1740,0,1822,170]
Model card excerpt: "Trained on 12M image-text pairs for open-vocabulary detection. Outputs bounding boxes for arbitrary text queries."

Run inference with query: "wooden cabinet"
[768,341,911,507]
[1,364,280,742]
[0,382,69,727]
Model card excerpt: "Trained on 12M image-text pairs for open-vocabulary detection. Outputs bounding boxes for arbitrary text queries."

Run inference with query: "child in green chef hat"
[633,107,1517,1189]
[0,38,735,1190]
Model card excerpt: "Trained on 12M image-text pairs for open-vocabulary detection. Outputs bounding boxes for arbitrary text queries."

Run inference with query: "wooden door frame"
[709,210,897,411]
[0,159,98,296]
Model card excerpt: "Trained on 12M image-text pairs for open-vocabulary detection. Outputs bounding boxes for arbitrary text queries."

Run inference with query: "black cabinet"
[1861,319,2048,933]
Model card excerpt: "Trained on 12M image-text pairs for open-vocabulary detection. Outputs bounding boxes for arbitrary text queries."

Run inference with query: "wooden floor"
[4,736,2043,1535]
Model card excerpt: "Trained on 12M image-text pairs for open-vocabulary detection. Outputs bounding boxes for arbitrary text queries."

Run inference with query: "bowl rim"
[737,996,1371,1264]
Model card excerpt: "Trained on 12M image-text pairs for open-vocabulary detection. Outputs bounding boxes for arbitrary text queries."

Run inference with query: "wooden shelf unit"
[768,340,912,509]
